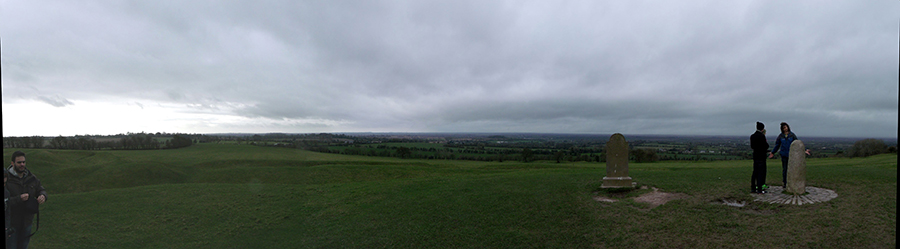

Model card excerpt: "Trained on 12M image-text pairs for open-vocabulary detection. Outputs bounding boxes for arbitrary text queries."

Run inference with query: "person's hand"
[805,149,811,155]
[768,152,774,159]
[19,193,29,201]
[37,195,46,204]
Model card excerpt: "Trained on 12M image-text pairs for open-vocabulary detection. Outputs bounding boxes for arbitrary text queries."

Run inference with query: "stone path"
[752,186,838,205]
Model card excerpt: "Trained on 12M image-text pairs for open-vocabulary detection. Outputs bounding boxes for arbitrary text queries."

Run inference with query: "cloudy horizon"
[2,1,898,138]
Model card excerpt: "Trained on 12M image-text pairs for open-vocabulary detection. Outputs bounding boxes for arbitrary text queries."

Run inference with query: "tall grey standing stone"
[602,133,633,188]
[785,140,807,195]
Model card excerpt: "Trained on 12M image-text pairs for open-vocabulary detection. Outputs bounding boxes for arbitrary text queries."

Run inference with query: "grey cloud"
[36,95,74,107]
[2,1,897,137]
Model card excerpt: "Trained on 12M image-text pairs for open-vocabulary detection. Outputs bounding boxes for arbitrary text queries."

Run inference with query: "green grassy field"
[3,144,896,248]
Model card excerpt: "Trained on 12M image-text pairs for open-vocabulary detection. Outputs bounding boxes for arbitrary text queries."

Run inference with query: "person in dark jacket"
[6,169,17,249]
[750,122,769,194]
[768,122,810,187]
[7,151,47,249]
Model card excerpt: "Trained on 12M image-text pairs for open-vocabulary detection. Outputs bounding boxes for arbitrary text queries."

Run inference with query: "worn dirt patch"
[714,198,747,207]
[712,198,779,215]
[592,196,617,203]
[632,187,690,209]
[594,187,689,209]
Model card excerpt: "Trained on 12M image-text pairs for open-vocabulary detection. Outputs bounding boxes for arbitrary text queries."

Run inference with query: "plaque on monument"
[785,140,807,195]
[602,133,633,188]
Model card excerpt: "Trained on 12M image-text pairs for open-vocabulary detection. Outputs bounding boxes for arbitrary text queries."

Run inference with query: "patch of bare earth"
[592,196,617,203]
[632,187,689,209]
[593,187,689,209]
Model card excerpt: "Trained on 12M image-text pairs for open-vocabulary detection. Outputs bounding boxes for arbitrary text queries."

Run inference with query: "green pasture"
[657,153,745,161]
[330,143,519,160]
[3,144,895,248]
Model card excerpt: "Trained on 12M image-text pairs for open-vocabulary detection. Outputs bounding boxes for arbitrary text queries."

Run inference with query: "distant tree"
[167,134,193,149]
[75,137,89,150]
[631,149,659,163]
[51,136,68,149]
[848,139,888,158]
[120,136,132,149]
[144,135,156,149]
[631,149,643,162]
[28,136,45,148]
[3,137,17,148]
[396,147,412,159]
[521,148,534,162]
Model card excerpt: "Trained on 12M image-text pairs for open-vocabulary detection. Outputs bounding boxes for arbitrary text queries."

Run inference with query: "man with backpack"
[6,151,47,249]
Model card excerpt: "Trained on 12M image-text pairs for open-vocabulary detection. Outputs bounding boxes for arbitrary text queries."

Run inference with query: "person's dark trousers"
[6,231,16,249]
[751,158,766,192]
[9,224,31,249]
[780,156,789,187]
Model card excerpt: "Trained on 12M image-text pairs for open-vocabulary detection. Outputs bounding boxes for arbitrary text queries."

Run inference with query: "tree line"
[3,133,195,150]
[312,143,663,163]
[6,132,893,161]
[276,134,895,162]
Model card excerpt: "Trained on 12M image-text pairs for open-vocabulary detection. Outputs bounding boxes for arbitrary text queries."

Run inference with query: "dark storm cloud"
[1,0,897,137]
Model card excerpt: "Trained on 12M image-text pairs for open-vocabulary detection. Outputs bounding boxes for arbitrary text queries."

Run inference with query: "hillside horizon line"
[4,131,895,142]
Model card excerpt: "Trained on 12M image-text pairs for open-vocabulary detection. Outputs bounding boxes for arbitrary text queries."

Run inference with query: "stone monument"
[602,133,633,188]
[785,140,807,195]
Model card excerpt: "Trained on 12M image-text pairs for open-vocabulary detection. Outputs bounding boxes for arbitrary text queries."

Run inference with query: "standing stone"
[602,133,633,188]
[785,140,807,195]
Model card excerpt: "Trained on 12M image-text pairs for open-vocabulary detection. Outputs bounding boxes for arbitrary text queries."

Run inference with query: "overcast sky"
[2,1,897,138]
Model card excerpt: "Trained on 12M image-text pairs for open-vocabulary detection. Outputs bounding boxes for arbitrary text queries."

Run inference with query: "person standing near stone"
[7,151,48,249]
[750,122,769,194]
[768,122,810,187]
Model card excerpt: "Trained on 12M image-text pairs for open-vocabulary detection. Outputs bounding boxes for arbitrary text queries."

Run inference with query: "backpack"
[23,198,39,237]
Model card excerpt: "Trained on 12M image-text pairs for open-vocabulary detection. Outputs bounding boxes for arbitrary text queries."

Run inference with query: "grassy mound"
[4,145,896,248]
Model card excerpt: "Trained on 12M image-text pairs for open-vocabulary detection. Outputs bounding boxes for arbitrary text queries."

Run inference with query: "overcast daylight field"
[2,1,899,249]
[1,1,898,138]
[0,145,896,248]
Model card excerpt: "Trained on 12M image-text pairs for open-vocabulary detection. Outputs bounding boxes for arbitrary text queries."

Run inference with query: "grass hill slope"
[3,144,896,248]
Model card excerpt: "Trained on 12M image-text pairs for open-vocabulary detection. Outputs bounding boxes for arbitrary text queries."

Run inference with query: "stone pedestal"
[785,140,807,195]
[602,133,633,188]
